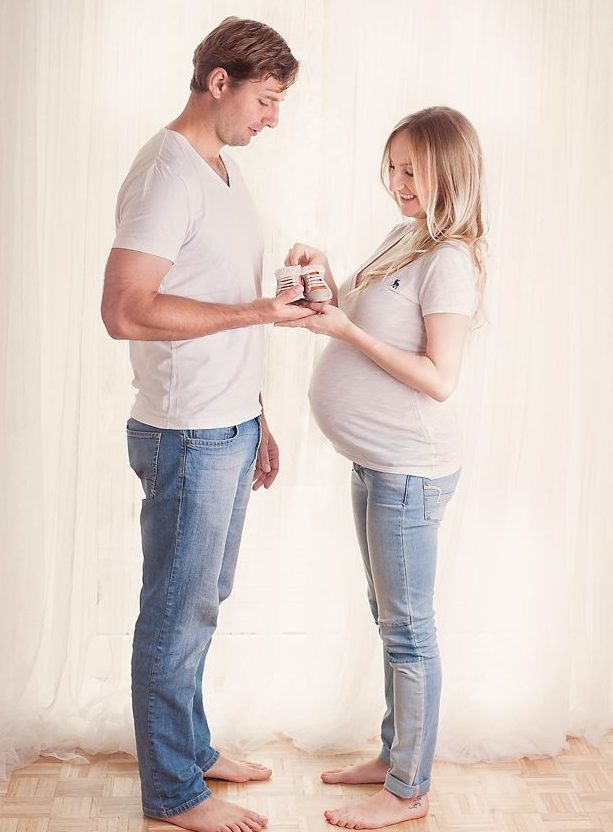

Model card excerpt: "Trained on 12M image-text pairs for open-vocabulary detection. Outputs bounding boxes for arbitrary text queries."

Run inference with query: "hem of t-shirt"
[112,236,177,263]
[336,444,463,479]
[130,402,262,430]
[421,306,474,317]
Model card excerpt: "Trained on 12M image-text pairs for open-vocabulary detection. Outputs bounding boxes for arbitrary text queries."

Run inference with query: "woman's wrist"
[341,320,363,343]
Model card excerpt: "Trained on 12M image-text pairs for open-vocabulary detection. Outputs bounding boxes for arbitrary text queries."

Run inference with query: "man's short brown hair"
[190,17,299,93]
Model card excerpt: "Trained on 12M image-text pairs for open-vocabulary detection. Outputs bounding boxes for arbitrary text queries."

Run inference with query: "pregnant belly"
[309,342,411,451]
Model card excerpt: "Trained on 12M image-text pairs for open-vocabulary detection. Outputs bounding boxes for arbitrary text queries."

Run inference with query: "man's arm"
[101,248,314,341]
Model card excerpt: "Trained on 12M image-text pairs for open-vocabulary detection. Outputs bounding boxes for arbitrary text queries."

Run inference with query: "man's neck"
[167,95,224,161]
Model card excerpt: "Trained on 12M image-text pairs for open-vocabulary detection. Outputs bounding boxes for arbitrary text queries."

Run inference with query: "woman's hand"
[285,242,329,269]
[284,242,339,307]
[275,302,352,339]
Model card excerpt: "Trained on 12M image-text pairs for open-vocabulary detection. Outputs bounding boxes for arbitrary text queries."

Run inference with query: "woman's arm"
[277,305,470,402]
[345,312,470,402]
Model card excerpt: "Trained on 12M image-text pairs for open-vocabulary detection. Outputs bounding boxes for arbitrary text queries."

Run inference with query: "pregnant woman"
[278,106,486,828]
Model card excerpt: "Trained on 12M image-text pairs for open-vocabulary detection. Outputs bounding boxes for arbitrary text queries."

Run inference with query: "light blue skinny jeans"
[351,463,461,799]
[126,416,261,819]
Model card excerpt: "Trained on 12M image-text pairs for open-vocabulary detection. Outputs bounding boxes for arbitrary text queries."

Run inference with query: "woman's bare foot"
[205,755,272,783]
[324,789,428,828]
[321,758,388,785]
[154,795,268,832]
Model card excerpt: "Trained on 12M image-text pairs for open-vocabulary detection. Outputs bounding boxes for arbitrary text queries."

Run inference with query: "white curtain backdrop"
[1,0,612,779]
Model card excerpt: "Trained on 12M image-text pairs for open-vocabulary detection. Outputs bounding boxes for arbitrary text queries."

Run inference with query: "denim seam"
[144,435,188,808]
[408,662,426,786]
[149,433,162,499]
[400,478,420,661]
[395,481,426,788]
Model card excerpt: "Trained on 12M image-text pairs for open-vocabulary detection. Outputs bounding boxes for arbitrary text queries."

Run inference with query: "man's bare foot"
[321,758,388,785]
[153,795,268,832]
[205,754,272,783]
[324,789,428,828]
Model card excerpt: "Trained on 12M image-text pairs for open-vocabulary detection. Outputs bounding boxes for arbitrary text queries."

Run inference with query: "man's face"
[218,76,286,147]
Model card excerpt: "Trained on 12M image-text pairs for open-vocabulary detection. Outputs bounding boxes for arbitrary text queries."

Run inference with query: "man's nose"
[264,104,279,129]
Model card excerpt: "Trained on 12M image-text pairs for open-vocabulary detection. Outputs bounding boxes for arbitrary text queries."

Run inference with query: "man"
[101,18,311,832]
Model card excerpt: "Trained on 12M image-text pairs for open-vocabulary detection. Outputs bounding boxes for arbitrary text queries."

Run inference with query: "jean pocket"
[423,469,461,522]
[184,424,240,447]
[127,428,162,499]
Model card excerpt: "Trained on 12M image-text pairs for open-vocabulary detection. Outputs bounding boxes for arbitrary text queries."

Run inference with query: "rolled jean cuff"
[201,748,220,776]
[143,786,212,819]
[384,772,430,800]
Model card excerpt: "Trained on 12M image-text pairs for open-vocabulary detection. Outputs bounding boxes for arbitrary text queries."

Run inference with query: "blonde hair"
[356,106,487,324]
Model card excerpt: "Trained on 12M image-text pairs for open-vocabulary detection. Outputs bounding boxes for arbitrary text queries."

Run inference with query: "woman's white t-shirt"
[113,128,264,430]
[309,223,477,478]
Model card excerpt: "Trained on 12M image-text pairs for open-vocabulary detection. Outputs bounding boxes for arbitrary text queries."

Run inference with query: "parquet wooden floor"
[0,734,611,832]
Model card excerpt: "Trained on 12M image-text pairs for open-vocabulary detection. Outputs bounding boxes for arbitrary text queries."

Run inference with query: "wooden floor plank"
[0,735,609,830]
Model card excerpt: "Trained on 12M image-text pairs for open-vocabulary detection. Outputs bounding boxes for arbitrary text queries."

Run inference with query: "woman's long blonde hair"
[356,106,487,323]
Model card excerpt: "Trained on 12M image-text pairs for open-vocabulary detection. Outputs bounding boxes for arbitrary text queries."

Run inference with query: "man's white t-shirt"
[113,128,264,429]
[309,223,477,478]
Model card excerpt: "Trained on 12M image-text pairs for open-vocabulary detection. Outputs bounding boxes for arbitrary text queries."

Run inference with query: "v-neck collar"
[164,128,232,190]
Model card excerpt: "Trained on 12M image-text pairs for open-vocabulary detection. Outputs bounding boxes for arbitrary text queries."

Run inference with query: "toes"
[237,823,252,832]
[229,825,242,832]
[331,814,351,828]
[243,819,262,832]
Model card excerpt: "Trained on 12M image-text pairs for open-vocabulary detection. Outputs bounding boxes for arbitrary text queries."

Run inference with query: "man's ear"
[207,67,228,99]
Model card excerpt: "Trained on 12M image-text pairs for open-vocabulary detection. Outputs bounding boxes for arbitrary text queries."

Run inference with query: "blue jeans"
[126,416,261,819]
[351,463,460,799]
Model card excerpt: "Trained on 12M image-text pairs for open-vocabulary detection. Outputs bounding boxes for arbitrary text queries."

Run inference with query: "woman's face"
[388,133,426,219]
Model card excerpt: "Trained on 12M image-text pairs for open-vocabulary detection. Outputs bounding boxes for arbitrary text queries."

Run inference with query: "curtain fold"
[1,0,611,780]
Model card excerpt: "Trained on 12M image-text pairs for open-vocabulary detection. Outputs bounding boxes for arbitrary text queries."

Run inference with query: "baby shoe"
[301,265,333,302]
[275,265,304,299]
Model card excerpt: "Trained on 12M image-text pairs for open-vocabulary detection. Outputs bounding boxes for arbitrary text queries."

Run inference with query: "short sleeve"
[418,243,477,317]
[113,162,190,263]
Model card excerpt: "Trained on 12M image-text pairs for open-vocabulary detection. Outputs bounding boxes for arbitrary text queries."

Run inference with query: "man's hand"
[251,286,318,324]
[275,302,352,339]
[253,417,280,490]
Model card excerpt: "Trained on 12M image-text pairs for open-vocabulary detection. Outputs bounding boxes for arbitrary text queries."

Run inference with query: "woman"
[278,106,486,828]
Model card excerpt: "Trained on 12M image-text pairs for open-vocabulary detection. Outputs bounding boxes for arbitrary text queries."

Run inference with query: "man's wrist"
[244,298,269,326]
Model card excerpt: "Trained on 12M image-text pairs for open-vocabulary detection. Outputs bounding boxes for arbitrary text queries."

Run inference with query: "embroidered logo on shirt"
[392,279,400,289]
